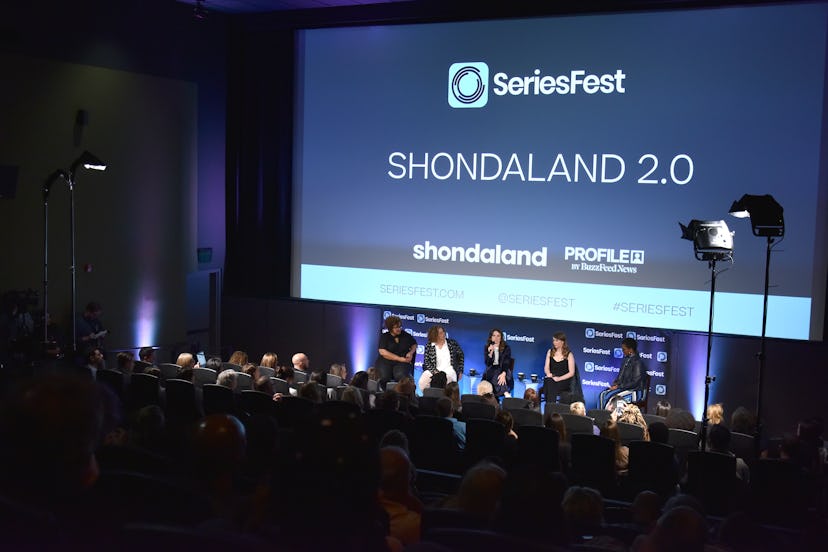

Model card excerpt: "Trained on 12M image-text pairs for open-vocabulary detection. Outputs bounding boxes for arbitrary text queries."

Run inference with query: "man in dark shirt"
[598,337,644,409]
[375,315,417,390]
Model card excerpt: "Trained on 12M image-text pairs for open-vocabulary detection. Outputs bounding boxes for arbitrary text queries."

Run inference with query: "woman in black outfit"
[483,328,513,398]
[543,331,576,404]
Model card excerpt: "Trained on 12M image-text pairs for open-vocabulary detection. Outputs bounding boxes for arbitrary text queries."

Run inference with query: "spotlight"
[728,194,784,237]
[679,219,734,262]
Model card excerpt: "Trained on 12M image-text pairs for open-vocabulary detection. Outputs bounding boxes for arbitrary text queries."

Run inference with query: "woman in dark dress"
[543,332,576,404]
[483,328,513,398]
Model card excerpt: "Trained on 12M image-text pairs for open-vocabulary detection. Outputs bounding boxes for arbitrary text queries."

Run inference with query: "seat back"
[158,363,180,381]
[366,378,379,393]
[643,413,666,426]
[325,373,343,388]
[560,413,596,435]
[627,440,678,498]
[317,400,362,424]
[516,425,560,472]
[616,421,645,444]
[257,366,275,379]
[587,408,612,426]
[202,384,235,415]
[631,371,651,412]
[411,415,460,473]
[571,434,617,495]
[684,451,737,515]
[510,408,543,428]
[544,402,571,415]
[238,390,277,417]
[462,402,496,420]
[460,394,484,405]
[270,377,291,395]
[418,395,440,415]
[363,408,408,444]
[134,360,154,373]
[97,369,125,397]
[192,367,217,388]
[423,387,445,398]
[164,379,199,421]
[274,396,314,428]
[729,431,756,464]
[293,370,308,384]
[235,371,253,392]
[464,418,507,467]
[502,397,532,411]
[221,362,242,372]
[127,373,160,410]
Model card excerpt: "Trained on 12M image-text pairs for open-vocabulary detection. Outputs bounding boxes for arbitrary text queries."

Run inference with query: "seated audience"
[665,408,697,431]
[340,386,364,411]
[618,403,650,441]
[444,381,462,415]
[175,352,196,380]
[450,460,507,522]
[601,420,629,473]
[366,366,379,382]
[204,356,223,372]
[707,424,750,484]
[138,346,156,366]
[254,376,274,395]
[655,399,672,418]
[378,446,423,545]
[648,421,670,444]
[496,409,518,440]
[436,397,466,449]
[544,411,572,472]
[260,351,278,369]
[242,362,259,379]
[380,429,411,457]
[706,402,724,426]
[350,370,369,389]
[477,380,494,396]
[298,381,322,403]
[217,369,238,390]
[291,352,310,373]
[730,406,756,435]
[562,486,626,550]
[228,350,248,366]
[116,351,135,375]
[570,401,600,435]
[328,362,348,381]
[524,387,540,410]
[86,347,105,377]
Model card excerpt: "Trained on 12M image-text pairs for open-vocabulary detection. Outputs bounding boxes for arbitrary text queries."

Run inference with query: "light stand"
[42,170,66,344]
[729,194,784,455]
[65,151,107,354]
[680,219,734,451]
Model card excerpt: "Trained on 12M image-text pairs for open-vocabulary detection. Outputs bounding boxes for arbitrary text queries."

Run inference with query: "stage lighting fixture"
[728,194,784,237]
[679,219,734,261]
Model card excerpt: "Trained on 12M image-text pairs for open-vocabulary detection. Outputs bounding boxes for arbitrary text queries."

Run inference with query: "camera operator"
[75,301,107,360]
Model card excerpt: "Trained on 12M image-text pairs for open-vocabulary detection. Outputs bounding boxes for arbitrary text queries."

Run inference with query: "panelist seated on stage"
[598,337,645,409]
[375,315,417,389]
[483,328,513,398]
[419,325,464,390]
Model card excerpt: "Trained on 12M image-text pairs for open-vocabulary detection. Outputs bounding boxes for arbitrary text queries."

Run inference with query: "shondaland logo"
[448,62,489,108]
[448,61,627,109]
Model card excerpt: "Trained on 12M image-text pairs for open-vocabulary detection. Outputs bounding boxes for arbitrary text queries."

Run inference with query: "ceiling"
[176,0,411,14]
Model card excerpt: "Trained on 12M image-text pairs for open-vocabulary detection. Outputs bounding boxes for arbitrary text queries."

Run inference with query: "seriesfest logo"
[448,61,627,109]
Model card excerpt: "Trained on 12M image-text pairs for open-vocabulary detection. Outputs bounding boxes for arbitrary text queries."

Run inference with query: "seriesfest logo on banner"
[448,61,627,109]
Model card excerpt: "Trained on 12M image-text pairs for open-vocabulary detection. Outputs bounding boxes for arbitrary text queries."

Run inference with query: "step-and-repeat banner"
[382,307,671,409]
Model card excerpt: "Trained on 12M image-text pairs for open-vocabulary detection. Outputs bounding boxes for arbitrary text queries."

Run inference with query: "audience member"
[730,406,756,435]
[601,420,629,473]
[562,486,626,550]
[545,411,572,472]
[444,381,462,415]
[138,346,156,366]
[329,362,348,381]
[570,401,587,416]
[496,410,518,440]
[665,409,696,431]
[436,397,466,449]
[618,403,650,441]
[340,386,364,411]
[480,392,499,412]
[524,387,540,410]
[452,460,507,521]
[204,356,223,372]
[378,446,422,545]
[707,424,750,484]
[366,366,379,382]
[477,380,494,396]
[350,370,369,389]
[645,505,709,552]
[175,352,196,370]
[379,430,411,457]
[260,352,278,369]
[242,362,259,379]
[631,490,662,533]
[298,381,321,403]
[228,350,249,367]
[706,403,724,426]
[86,347,105,377]
[116,351,134,375]
[291,352,309,372]
[254,376,274,395]
[655,400,672,418]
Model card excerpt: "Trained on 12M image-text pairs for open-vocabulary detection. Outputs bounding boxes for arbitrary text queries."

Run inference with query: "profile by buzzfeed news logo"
[448,61,626,109]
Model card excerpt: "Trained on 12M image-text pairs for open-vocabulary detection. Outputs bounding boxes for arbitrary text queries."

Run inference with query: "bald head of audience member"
[292,352,309,372]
